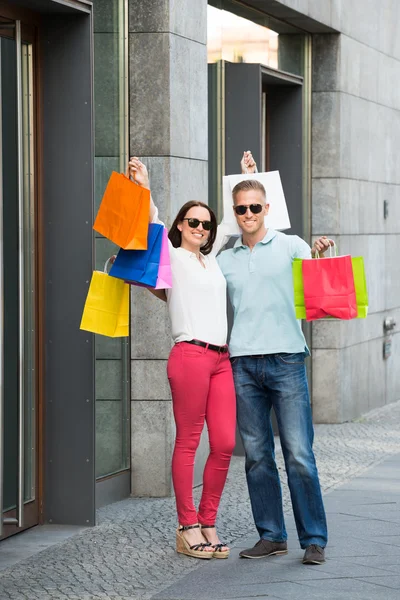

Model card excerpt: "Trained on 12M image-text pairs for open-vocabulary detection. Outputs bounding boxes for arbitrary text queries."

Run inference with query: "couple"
[128,152,329,565]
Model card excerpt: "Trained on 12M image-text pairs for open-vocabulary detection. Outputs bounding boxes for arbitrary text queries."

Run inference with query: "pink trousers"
[167,342,236,526]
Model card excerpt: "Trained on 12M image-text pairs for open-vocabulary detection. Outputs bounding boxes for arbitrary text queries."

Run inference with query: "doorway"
[0,15,38,540]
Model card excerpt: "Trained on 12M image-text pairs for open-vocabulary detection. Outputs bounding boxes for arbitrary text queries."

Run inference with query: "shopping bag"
[352,256,368,318]
[301,245,358,321]
[109,223,164,288]
[154,228,172,289]
[80,260,129,337]
[293,256,368,320]
[293,258,306,319]
[93,171,150,250]
[221,171,291,234]
[134,227,173,289]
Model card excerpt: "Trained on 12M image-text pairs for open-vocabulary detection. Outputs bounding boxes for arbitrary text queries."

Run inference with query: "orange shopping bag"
[93,171,150,249]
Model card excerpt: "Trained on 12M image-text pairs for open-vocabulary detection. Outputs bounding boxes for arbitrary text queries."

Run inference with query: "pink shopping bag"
[128,227,172,290]
[153,227,172,289]
[302,254,357,321]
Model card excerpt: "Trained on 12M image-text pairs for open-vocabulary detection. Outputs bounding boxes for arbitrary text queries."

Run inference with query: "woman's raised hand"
[128,156,158,222]
[127,157,150,189]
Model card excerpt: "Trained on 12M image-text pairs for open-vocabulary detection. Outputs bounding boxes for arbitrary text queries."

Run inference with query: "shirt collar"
[176,247,207,260]
[233,229,277,251]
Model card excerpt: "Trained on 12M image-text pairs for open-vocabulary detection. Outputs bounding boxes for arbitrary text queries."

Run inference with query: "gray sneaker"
[302,544,325,565]
[239,539,288,559]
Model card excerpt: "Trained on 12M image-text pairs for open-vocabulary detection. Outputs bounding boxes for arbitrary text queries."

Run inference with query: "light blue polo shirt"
[217,229,311,357]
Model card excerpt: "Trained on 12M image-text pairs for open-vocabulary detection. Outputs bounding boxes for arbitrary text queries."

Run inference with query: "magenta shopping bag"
[154,228,172,289]
[302,254,357,321]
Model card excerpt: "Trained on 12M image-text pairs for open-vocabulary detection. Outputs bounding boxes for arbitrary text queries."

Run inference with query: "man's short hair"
[232,179,267,204]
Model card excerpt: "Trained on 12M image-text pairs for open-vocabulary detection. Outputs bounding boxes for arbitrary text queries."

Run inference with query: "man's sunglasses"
[182,218,213,231]
[234,204,263,216]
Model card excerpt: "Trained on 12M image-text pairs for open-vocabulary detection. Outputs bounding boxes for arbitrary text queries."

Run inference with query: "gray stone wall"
[127,0,400,495]
[128,0,209,496]
[234,0,400,422]
[93,0,130,478]
[309,2,400,421]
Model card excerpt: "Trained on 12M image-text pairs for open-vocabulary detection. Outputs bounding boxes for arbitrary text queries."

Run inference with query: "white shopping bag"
[221,171,291,234]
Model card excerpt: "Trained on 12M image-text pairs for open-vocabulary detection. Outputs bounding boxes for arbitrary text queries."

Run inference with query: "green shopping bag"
[293,258,306,320]
[293,256,368,320]
[352,257,368,318]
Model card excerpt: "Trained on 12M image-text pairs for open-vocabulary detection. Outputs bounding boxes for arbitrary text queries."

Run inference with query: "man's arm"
[239,151,333,258]
[240,150,257,174]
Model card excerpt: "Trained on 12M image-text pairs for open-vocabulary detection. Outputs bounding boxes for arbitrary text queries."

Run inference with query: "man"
[217,153,330,565]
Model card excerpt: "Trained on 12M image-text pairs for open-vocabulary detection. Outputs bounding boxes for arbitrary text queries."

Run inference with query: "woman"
[128,157,236,560]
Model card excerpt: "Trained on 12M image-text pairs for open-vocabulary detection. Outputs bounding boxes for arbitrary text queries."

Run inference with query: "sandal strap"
[189,542,212,551]
[200,524,215,529]
[179,524,200,532]
[212,543,227,551]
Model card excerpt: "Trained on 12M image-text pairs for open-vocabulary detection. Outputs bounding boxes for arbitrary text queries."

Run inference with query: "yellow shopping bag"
[80,260,129,337]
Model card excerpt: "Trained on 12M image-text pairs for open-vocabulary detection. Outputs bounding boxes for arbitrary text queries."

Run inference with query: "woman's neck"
[180,241,201,257]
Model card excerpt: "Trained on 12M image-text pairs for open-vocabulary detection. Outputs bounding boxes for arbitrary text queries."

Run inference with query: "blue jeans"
[232,353,327,549]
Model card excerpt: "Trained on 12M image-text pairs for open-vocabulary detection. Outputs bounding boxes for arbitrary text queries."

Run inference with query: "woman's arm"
[210,223,235,257]
[148,288,167,302]
[107,257,167,300]
[127,157,159,222]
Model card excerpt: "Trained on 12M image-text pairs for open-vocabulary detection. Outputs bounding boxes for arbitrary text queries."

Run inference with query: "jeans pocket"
[277,352,305,365]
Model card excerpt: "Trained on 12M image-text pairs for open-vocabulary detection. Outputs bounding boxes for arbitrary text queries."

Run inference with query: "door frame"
[2,0,97,532]
[0,9,42,541]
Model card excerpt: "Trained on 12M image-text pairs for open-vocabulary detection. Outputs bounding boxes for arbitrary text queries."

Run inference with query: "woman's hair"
[168,201,217,256]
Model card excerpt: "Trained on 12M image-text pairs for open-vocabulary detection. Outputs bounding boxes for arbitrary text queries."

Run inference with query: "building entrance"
[0,15,38,540]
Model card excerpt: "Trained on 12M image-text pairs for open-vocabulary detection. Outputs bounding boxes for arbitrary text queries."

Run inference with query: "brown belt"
[185,339,228,354]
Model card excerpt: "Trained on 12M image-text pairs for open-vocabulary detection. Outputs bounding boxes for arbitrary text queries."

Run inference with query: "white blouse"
[153,208,232,346]
[166,247,227,346]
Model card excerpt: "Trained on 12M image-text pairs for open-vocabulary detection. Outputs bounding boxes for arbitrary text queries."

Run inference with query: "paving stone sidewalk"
[154,453,400,600]
[1,401,400,600]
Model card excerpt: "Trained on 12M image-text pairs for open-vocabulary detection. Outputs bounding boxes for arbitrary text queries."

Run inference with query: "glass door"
[0,16,38,540]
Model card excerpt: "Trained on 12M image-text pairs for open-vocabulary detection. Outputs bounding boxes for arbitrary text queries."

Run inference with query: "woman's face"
[178,206,213,250]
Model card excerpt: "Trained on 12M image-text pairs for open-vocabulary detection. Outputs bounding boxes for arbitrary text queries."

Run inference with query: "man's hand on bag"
[311,236,334,257]
[240,150,257,174]
[127,157,150,189]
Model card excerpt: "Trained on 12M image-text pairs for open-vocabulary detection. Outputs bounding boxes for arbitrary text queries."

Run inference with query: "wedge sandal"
[201,525,230,559]
[176,524,214,559]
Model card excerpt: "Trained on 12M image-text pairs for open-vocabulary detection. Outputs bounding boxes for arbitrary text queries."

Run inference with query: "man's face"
[233,190,269,236]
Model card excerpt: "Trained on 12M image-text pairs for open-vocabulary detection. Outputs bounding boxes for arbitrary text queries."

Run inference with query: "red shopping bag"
[302,255,357,321]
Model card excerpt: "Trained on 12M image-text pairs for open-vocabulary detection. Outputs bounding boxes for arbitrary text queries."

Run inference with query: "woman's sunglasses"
[234,203,264,216]
[182,218,213,231]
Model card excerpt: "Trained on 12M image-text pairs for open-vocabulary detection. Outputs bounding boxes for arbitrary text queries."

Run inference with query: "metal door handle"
[0,37,4,537]
[16,19,25,529]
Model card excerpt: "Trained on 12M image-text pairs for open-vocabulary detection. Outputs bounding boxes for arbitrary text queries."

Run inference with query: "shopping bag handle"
[104,257,115,273]
[315,240,337,258]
